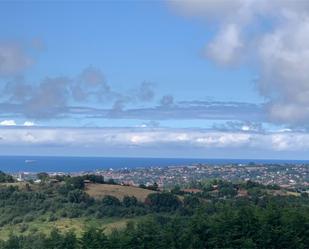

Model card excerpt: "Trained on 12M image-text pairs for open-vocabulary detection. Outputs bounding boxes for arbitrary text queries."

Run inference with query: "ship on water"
[25,159,36,164]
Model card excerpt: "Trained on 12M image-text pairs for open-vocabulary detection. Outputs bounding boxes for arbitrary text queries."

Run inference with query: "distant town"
[13,163,309,190]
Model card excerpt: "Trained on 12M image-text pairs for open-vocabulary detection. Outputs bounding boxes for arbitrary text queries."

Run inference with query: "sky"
[1,0,309,159]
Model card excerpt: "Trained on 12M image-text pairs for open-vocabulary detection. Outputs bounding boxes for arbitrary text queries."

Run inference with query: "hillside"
[85,183,156,202]
[0,173,308,248]
[0,217,144,241]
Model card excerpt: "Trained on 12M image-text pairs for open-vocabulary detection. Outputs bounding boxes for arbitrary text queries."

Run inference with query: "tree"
[123,196,138,207]
[183,195,200,209]
[0,171,14,183]
[62,231,78,249]
[83,174,104,184]
[147,182,159,191]
[81,227,109,249]
[171,185,182,195]
[67,189,93,204]
[3,234,20,249]
[102,195,121,206]
[37,172,49,182]
[146,192,181,212]
[65,176,85,190]
[44,229,63,249]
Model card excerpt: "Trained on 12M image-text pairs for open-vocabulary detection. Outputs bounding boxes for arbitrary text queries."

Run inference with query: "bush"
[65,176,85,190]
[23,214,35,222]
[123,196,138,207]
[29,227,38,233]
[19,223,29,233]
[12,217,23,225]
[67,189,93,204]
[102,195,121,206]
[48,214,57,222]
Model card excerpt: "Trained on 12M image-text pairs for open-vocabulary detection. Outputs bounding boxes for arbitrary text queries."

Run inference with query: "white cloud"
[170,0,309,126]
[0,127,308,152]
[0,120,35,126]
[207,23,243,65]
[258,13,309,125]
[241,125,250,131]
[23,121,35,126]
[0,120,16,126]
[169,0,244,20]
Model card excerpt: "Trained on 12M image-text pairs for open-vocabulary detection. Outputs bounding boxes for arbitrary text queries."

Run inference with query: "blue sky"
[0,1,259,102]
[1,0,309,158]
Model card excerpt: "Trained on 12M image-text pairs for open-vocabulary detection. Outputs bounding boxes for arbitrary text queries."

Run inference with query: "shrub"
[23,214,35,222]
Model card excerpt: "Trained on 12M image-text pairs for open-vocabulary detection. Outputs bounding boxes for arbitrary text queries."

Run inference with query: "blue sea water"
[0,156,308,173]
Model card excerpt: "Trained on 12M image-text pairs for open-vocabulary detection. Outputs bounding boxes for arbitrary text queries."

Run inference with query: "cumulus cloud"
[258,13,309,125]
[25,76,70,118]
[0,37,262,124]
[170,0,309,126]
[23,121,35,126]
[0,120,35,126]
[72,66,110,102]
[0,120,16,126]
[0,66,157,119]
[3,67,109,118]
[136,81,155,102]
[4,77,34,102]
[0,42,33,76]
[207,23,243,65]
[160,95,174,107]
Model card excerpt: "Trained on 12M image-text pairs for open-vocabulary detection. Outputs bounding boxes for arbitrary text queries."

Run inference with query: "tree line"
[1,195,308,249]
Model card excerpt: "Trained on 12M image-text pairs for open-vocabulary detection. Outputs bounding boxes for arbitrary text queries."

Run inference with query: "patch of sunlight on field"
[85,183,156,201]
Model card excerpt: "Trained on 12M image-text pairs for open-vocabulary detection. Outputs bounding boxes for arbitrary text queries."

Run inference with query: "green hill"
[0,174,308,248]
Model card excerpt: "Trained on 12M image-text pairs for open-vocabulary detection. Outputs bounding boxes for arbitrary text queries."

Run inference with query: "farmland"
[85,183,156,202]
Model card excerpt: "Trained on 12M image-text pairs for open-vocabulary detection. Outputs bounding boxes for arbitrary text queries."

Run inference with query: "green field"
[0,216,145,240]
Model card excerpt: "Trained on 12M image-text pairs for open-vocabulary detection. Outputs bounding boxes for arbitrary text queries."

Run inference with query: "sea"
[0,156,308,173]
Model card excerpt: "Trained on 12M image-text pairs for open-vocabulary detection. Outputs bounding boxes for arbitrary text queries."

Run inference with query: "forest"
[0,171,308,249]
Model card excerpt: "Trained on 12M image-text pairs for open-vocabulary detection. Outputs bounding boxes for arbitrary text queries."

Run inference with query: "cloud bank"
[0,66,156,119]
[0,127,307,154]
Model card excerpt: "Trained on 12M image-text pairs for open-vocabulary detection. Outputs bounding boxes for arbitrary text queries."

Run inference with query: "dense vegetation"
[0,175,150,227]
[0,171,308,248]
[0,172,14,183]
